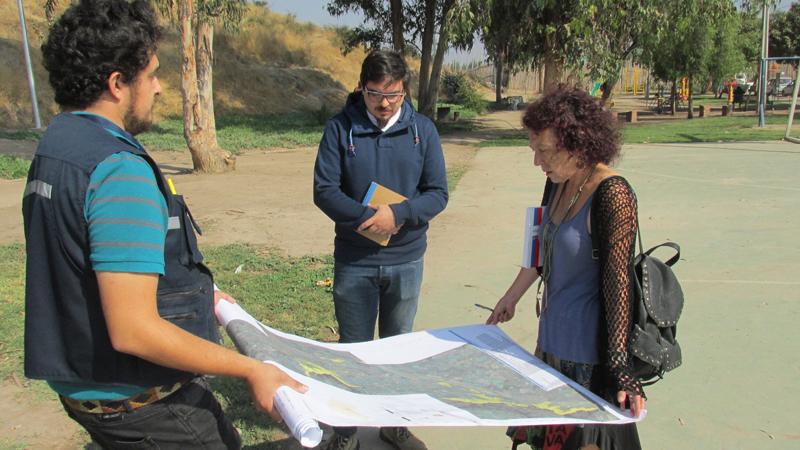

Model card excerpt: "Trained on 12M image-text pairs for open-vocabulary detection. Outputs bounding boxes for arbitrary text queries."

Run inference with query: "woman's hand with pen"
[486,295,520,325]
[487,267,539,325]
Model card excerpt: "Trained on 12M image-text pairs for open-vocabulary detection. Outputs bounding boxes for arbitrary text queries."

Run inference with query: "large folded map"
[216,302,640,446]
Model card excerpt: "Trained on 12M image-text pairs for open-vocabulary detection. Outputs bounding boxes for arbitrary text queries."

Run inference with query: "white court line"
[681,279,800,285]
[619,168,800,192]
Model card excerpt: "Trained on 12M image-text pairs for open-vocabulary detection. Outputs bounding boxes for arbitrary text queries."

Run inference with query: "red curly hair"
[522,86,620,166]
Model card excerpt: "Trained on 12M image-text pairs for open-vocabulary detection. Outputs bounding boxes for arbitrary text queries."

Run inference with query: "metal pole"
[17,0,42,129]
[758,1,769,128]
[784,68,800,143]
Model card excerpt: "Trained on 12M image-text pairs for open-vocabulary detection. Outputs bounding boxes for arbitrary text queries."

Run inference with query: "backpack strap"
[535,178,555,274]
[541,177,554,207]
[645,242,681,266]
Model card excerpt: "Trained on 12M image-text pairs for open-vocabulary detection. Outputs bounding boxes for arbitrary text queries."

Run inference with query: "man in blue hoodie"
[313,50,448,450]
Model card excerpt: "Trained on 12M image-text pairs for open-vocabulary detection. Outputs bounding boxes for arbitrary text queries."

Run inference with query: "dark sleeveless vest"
[22,113,220,386]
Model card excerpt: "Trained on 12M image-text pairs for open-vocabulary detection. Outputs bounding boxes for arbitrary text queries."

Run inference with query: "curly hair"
[522,86,620,166]
[41,0,161,110]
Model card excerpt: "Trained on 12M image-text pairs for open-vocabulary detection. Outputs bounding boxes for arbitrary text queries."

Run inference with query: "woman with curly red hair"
[487,86,644,450]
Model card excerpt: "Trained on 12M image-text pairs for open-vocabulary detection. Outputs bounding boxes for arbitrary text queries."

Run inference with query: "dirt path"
[0,137,478,254]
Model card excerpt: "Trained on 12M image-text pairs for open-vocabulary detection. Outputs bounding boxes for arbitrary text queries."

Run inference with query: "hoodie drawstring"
[348,128,356,156]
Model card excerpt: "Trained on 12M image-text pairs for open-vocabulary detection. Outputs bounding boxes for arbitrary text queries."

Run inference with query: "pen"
[474,303,494,313]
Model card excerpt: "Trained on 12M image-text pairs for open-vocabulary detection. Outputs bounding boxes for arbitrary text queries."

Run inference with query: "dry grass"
[1,2,368,128]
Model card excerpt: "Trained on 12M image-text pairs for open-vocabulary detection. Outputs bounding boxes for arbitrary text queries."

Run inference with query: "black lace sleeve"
[593,176,644,396]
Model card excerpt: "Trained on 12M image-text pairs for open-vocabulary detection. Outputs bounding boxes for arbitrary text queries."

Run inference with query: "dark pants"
[61,378,240,450]
[332,258,424,438]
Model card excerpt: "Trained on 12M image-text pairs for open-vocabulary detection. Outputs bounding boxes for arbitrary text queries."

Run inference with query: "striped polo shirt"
[49,149,169,400]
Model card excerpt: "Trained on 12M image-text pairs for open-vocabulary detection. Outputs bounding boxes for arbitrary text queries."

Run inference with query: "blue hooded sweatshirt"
[313,92,448,265]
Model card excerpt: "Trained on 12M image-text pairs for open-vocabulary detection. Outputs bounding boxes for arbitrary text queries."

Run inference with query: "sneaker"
[322,432,359,450]
[379,427,428,450]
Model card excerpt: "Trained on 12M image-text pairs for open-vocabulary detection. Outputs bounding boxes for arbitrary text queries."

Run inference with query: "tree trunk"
[390,0,404,53]
[422,0,454,118]
[495,49,505,104]
[542,24,562,92]
[179,0,234,174]
[687,75,694,119]
[538,67,544,93]
[600,77,618,106]
[417,0,436,107]
[543,53,562,92]
[670,79,677,115]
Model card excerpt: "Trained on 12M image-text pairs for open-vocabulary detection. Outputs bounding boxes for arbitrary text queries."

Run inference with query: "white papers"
[215,302,642,447]
[273,386,323,447]
[521,206,547,268]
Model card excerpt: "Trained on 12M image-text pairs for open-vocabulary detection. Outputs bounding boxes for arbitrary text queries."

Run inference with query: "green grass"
[0,244,25,381]
[622,115,787,144]
[0,155,30,179]
[0,242,335,447]
[0,129,42,141]
[447,165,468,193]
[137,113,325,152]
[480,115,790,147]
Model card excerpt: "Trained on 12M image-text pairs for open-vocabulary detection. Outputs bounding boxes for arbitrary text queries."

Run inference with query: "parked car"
[769,77,793,96]
[781,80,796,97]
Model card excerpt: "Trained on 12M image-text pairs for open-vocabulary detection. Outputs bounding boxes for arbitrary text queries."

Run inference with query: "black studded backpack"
[589,192,684,386]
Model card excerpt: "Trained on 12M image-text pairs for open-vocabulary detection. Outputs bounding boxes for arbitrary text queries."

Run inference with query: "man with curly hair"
[22,1,305,448]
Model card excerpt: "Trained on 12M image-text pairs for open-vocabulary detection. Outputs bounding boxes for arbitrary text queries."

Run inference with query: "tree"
[45,0,244,173]
[641,0,734,117]
[327,0,477,118]
[163,0,242,173]
[770,5,800,60]
[327,1,402,51]
[45,0,242,173]
[707,10,750,98]
[572,0,668,103]
[476,0,540,104]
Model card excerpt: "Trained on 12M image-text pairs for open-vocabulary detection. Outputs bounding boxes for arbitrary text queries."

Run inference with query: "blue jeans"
[332,258,424,343]
[332,258,423,438]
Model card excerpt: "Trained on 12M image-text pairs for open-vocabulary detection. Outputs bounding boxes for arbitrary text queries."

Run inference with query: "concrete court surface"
[349,140,800,450]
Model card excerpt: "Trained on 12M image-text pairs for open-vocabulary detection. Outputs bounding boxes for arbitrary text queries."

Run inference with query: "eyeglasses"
[363,88,405,104]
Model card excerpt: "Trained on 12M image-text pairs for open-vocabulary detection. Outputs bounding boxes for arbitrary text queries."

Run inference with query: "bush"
[441,72,486,114]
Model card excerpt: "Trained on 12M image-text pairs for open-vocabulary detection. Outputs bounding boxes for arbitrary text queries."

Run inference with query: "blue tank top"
[537,193,601,364]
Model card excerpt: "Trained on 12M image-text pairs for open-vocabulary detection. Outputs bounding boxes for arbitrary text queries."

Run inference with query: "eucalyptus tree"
[327,0,477,117]
[45,0,242,173]
[157,0,243,172]
[477,0,540,103]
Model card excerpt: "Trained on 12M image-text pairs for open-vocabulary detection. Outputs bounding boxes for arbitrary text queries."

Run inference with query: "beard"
[123,93,154,136]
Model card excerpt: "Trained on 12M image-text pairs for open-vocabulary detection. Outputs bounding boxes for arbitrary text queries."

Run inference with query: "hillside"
[0,1,368,129]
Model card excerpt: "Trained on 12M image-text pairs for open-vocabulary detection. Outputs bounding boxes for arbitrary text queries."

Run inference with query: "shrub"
[441,72,486,114]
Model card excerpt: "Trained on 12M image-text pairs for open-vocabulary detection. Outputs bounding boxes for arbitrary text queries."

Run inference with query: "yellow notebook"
[358,182,407,246]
